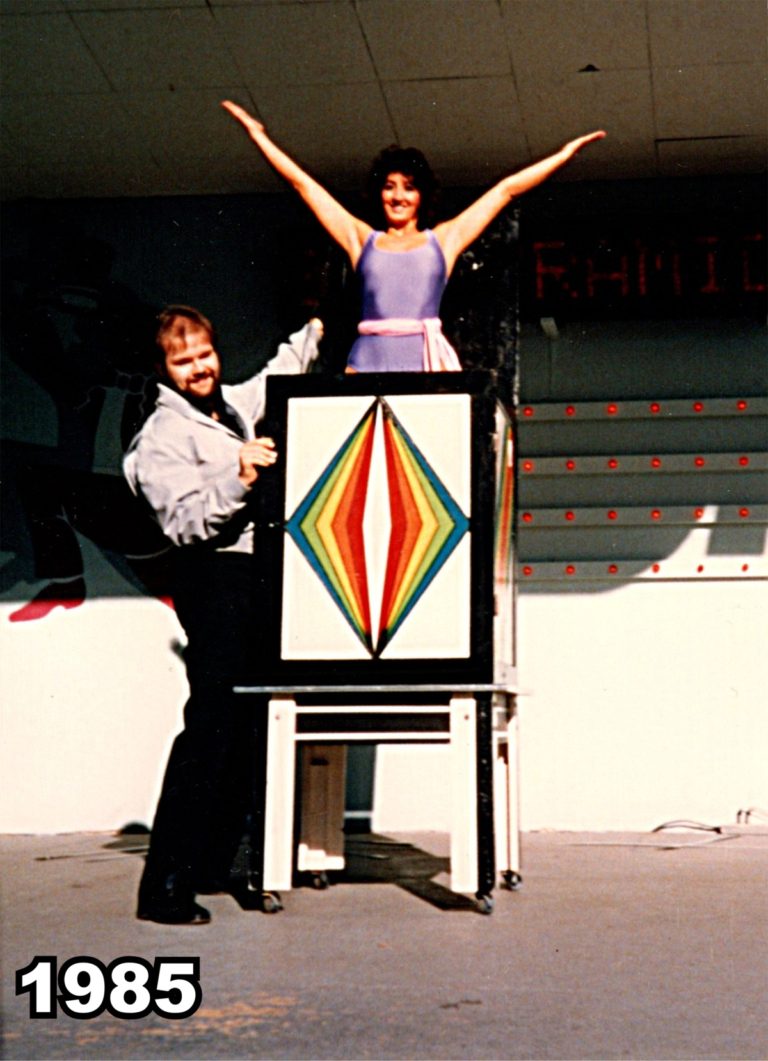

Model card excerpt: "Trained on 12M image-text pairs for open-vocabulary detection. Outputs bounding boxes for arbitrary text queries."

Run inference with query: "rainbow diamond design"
[286,398,469,657]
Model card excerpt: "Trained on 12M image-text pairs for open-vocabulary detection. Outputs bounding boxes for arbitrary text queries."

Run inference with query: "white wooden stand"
[260,690,521,899]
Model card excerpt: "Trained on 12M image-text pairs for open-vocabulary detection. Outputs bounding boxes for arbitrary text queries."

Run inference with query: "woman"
[222,100,604,372]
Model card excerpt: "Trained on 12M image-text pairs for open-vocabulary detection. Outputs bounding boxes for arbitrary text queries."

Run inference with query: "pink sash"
[357,317,462,372]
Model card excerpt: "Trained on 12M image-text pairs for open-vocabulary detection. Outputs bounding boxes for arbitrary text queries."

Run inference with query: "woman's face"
[381,172,421,228]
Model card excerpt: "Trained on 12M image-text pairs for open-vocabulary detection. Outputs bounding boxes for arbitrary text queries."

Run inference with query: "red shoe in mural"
[8,577,86,622]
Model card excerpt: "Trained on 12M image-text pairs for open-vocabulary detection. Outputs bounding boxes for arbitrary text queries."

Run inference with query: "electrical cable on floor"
[572,814,768,849]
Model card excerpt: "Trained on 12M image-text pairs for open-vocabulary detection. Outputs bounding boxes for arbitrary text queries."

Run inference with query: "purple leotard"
[346,229,448,372]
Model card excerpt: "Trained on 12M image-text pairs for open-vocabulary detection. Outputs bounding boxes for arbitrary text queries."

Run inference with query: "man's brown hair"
[155,305,216,363]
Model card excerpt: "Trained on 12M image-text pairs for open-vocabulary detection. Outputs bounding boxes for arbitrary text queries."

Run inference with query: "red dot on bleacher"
[565,511,575,521]
[694,457,705,467]
[566,405,576,416]
[739,456,750,466]
[606,403,618,415]
[650,402,661,414]
[566,459,576,470]
[608,458,618,469]
[608,564,618,574]
[608,510,617,520]
[651,510,661,520]
[739,508,750,518]
[693,402,704,412]
[651,457,662,468]
[565,564,576,575]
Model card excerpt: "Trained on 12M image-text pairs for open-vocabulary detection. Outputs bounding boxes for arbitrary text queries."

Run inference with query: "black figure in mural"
[1,232,171,621]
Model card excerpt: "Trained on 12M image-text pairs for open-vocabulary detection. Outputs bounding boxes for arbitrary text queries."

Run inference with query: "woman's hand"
[561,130,607,160]
[221,100,265,139]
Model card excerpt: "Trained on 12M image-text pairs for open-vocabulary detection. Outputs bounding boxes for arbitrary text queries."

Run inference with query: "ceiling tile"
[1,0,765,199]
[648,0,767,66]
[383,76,527,185]
[65,1,206,8]
[657,134,768,177]
[120,88,281,194]
[71,7,236,90]
[0,13,111,94]
[653,63,767,138]
[0,1,63,12]
[501,0,648,76]
[1,93,160,197]
[213,2,375,85]
[0,124,30,197]
[516,67,655,168]
[358,0,510,80]
[248,82,395,188]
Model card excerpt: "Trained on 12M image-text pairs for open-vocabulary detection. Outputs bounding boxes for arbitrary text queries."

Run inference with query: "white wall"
[0,586,187,834]
[4,565,764,835]
[372,577,767,833]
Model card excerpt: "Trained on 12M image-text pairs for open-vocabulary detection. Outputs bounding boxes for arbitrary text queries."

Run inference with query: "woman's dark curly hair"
[365,145,439,229]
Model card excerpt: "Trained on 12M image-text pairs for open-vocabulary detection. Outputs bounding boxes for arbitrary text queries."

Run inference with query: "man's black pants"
[139,548,265,896]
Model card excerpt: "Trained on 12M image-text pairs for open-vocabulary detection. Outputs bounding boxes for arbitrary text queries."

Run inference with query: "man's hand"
[238,437,277,487]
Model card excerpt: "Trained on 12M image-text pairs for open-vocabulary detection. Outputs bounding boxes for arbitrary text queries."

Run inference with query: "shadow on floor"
[39,827,481,913]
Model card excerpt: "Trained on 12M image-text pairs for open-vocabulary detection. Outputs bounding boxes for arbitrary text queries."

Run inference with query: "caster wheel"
[261,891,283,914]
[502,871,522,891]
[475,894,494,915]
[310,872,329,890]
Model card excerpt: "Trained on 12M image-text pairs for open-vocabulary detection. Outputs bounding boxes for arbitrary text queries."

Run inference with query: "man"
[124,305,321,924]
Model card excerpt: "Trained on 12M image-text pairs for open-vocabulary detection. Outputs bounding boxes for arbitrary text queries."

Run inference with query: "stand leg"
[263,697,297,893]
[449,696,478,895]
[475,691,496,913]
[495,695,522,890]
[297,744,347,880]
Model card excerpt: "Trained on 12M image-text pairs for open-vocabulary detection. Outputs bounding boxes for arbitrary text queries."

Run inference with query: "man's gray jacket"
[123,322,320,554]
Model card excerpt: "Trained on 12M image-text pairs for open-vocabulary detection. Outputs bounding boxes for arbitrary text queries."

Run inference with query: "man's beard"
[178,378,223,416]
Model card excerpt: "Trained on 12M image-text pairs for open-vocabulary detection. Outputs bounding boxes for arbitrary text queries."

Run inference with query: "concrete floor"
[2,827,767,1061]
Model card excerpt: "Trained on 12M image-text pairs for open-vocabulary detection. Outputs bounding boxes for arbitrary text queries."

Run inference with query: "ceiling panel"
[648,0,767,66]
[358,0,510,80]
[657,133,768,177]
[653,63,767,138]
[501,0,649,76]
[0,123,28,193]
[1,92,159,197]
[0,12,111,94]
[71,7,235,91]
[119,88,279,196]
[0,0,765,199]
[515,66,656,171]
[0,1,64,12]
[383,76,527,185]
[213,1,375,86]
[66,1,206,8]
[247,81,395,186]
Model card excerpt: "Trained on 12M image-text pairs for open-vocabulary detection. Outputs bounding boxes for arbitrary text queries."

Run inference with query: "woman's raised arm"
[222,101,371,266]
[435,131,606,275]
